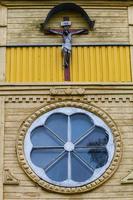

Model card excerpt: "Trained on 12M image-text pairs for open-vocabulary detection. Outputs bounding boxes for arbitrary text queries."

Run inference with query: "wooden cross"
[44,17,88,81]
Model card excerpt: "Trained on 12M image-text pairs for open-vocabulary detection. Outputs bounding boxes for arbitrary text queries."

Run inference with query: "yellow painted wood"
[7,7,129,45]
[6,46,131,82]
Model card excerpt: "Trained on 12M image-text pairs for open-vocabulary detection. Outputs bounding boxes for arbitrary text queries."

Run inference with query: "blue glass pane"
[71,113,94,143]
[46,153,68,182]
[71,153,93,182]
[88,148,108,168]
[31,126,61,146]
[75,151,94,169]
[45,113,68,142]
[31,149,62,168]
[75,148,108,170]
[77,126,109,147]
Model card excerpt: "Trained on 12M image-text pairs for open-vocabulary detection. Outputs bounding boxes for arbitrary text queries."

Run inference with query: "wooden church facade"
[0,0,133,199]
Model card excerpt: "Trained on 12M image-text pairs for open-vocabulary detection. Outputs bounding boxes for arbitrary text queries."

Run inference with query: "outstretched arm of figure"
[72,29,88,35]
[46,29,63,35]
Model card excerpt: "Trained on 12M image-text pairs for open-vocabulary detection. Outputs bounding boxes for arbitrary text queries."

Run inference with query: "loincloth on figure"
[62,47,71,54]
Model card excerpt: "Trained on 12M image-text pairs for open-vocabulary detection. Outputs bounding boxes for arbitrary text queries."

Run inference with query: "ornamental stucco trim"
[4,169,20,185]
[5,95,133,103]
[16,101,122,194]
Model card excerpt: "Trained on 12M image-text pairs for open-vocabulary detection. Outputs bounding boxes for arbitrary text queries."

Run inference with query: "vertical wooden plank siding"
[6,46,131,82]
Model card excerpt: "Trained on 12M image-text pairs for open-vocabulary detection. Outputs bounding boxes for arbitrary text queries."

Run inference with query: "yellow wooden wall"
[7,7,128,45]
[6,46,131,82]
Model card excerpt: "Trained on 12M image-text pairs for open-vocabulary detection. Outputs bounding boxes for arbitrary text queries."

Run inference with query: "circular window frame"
[17,101,122,194]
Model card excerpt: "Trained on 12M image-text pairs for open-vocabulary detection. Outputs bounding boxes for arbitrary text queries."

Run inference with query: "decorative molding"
[50,88,85,95]
[1,1,132,7]
[5,96,51,103]
[85,96,133,103]
[16,101,122,194]
[121,170,133,184]
[4,169,19,185]
[1,84,133,95]
[5,95,133,104]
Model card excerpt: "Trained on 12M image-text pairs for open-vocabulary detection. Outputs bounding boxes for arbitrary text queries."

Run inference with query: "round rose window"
[24,107,115,187]
[17,102,121,193]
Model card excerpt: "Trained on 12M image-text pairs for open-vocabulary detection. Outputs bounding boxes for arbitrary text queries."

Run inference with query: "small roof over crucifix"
[42,3,95,31]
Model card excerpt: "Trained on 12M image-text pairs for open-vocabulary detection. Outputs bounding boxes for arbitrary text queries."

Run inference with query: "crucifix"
[45,17,88,81]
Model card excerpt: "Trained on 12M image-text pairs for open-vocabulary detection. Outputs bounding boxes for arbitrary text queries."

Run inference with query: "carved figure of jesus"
[47,23,87,69]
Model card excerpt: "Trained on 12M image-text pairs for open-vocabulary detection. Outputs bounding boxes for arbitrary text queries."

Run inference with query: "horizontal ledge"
[1,1,133,7]
[0,82,133,95]
[3,43,130,47]
[1,82,133,85]
[1,81,133,84]
[1,82,133,87]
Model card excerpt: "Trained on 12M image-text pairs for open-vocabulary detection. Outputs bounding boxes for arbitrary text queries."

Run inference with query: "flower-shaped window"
[24,107,115,187]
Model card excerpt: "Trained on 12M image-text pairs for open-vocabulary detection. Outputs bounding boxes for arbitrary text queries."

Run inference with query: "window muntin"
[24,107,115,187]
